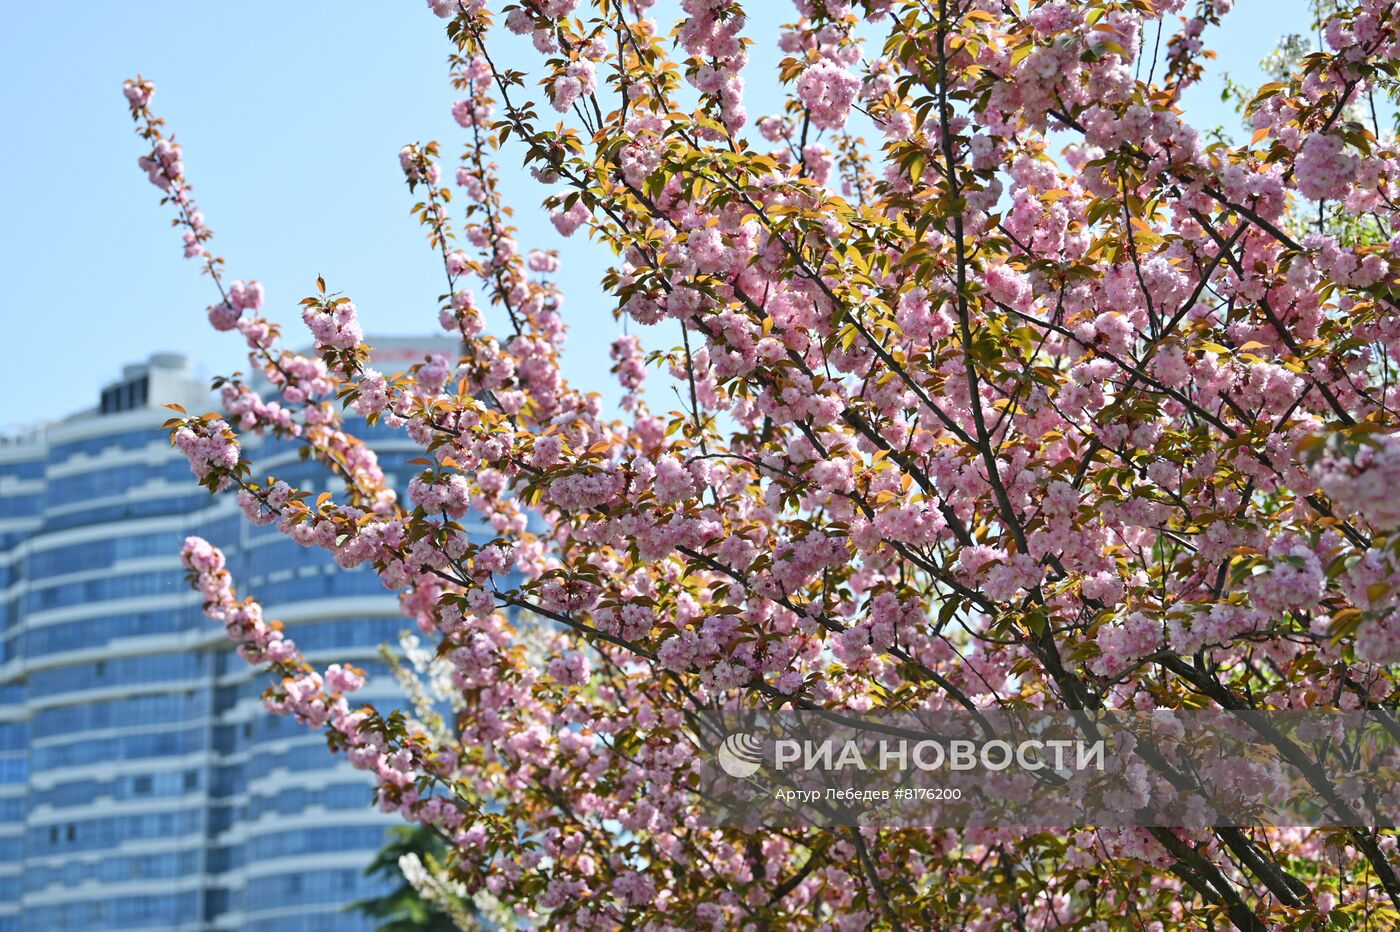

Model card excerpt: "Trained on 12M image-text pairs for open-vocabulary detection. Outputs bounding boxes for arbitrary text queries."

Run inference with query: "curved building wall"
[0,348,464,931]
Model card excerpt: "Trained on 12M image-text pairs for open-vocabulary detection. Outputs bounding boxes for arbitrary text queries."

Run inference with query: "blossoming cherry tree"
[124,0,1400,927]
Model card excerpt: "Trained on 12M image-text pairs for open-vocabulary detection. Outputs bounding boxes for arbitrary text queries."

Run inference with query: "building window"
[98,375,150,415]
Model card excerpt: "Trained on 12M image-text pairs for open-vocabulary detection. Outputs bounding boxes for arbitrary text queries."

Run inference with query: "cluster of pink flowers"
[609,334,647,407]
[427,0,485,18]
[399,144,441,186]
[301,299,364,352]
[550,60,597,113]
[795,59,860,131]
[408,473,473,517]
[677,0,749,131]
[182,536,298,664]
[550,199,591,237]
[221,383,297,434]
[171,418,240,490]
[1091,612,1163,678]
[439,290,484,339]
[1294,132,1359,202]
[122,77,153,109]
[451,58,496,128]
[208,279,263,331]
[1310,433,1400,530]
[136,137,182,192]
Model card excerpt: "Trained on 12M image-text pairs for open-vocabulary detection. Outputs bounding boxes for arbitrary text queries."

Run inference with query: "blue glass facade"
[0,348,462,930]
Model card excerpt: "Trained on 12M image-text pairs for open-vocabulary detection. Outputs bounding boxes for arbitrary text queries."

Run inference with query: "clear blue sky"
[0,1,1310,433]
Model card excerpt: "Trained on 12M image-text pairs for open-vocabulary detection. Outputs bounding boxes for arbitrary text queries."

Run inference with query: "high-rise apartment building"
[0,343,456,931]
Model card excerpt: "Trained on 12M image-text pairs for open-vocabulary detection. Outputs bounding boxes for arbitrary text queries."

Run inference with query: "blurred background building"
[0,341,457,931]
